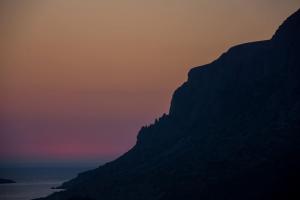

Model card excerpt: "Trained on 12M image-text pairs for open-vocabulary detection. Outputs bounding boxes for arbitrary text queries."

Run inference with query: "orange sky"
[1,0,300,163]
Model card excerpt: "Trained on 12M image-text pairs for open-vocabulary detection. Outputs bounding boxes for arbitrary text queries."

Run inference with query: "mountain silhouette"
[39,9,300,200]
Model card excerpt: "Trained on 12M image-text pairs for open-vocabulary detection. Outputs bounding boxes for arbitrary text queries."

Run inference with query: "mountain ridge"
[39,8,300,200]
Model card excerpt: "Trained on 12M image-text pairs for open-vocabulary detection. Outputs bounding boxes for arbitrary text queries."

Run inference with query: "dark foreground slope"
[40,9,300,200]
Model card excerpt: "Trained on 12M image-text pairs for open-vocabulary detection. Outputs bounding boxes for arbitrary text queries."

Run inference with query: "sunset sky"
[1,0,300,164]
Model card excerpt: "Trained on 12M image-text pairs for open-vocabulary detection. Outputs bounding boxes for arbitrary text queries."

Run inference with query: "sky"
[1,0,300,164]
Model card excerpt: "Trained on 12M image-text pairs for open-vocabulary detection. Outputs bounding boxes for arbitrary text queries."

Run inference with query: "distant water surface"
[0,165,96,200]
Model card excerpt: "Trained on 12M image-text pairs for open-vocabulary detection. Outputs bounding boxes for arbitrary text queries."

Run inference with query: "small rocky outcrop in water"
[0,178,16,184]
[39,9,300,200]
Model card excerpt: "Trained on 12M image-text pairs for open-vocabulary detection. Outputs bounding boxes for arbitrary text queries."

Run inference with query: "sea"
[0,163,99,200]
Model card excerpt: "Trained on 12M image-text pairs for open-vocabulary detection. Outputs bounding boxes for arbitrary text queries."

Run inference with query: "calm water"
[0,165,96,200]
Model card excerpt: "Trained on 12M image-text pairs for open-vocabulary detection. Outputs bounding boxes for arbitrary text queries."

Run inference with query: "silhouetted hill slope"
[39,9,300,200]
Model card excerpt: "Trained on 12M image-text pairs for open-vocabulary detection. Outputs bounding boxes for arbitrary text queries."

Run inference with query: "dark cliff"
[39,9,300,200]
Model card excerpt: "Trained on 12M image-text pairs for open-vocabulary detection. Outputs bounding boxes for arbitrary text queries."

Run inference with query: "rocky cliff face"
[40,9,300,200]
